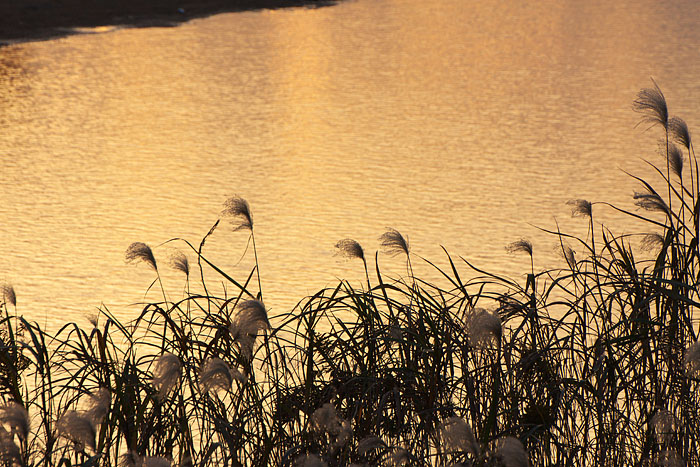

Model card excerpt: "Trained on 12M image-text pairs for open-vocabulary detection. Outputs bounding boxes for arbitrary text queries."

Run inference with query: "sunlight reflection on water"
[1,0,700,330]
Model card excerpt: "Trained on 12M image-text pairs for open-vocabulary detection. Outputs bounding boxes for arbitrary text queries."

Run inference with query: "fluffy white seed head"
[684,341,700,376]
[439,416,479,456]
[152,353,182,398]
[294,453,327,467]
[311,403,342,434]
[357,436,385,456]
[0,402,30,441]
[0,427,20,465]
[495,436,528,467]
[57,410,96,453]
[230,300,269,360]
[85,388,111,425]
[199,358,244,394]
[467,309,502,348]
[651,409,677,445]
[388,447,409,466]
[654,450,685,467]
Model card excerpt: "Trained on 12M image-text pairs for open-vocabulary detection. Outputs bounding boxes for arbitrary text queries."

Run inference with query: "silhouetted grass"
[2,83,700,466]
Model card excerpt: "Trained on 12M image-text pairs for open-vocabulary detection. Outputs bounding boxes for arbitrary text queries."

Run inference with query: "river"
[2,0,700,329]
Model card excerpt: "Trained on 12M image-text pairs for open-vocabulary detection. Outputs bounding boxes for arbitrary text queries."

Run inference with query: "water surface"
[2,0,700,329]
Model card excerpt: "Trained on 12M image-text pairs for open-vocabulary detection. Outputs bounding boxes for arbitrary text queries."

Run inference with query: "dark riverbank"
[0,0,336,45]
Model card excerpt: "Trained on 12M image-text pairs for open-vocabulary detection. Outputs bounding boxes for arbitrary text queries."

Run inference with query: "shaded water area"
[2,0,700,329]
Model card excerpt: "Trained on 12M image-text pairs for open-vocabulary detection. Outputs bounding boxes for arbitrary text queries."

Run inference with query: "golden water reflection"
[1,0,700,329]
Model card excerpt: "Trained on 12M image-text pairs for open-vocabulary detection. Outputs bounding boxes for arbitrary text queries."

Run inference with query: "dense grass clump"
[3,84,700,466]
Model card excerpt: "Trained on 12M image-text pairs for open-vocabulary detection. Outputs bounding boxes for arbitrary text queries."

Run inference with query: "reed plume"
[335,239,365,263]
[494,436,528,467]
[667,143,684,178]
[151,353,182,398]
[0,427,20,465]
[56,410,96,453]
[567,199,592,218]
[634,78,668,130]
[388,447,409,466]
[560,245,576,270]
[230,299,269,359]
[379,228,410,257]
[85,388,110,425]
[467,309,502,348]
[311,403,341,434]
[357,435,385,455]
[439,416,479,456]
[221,196,253,232]
[199,358,243,394]
[294,453,326,467]
[670,116,692,150]
[1,284,16,307]
[125,242,158,271]
[641,233,665,252]
[684,341,700,375]
[169,250,190,277]
[121,453,172,467]
[0,403,29,441]
[634,190,670,216]
[651,409,677,445]
[506,239,533,257]
[654,450,684,467]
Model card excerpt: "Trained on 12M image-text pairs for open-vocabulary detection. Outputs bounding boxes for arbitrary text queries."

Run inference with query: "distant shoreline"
[0,0,337,46]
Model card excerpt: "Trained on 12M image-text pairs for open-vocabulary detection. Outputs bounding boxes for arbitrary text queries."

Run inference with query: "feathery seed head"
[495,436,529,467]
[0,403,30,441]
[142,457,172,467]
[1,284,16,307]
[668,143,684,178]
[467,309,502,348]
[654,450,685,467]
[85,388,110,425]
[333,419,352,449]
[170,251,190,277]
[152,353,182,398]
[230,300,270,359]
[388,447,409,466]
[119,452,141,467]
[634,191,670,216]
[0,427,20,465]
[670,116,691,149]
[684,341,700,376]
[57,410,96,453]
[561,245,576,270]
[651,409,677,445]
[439,416,479,456]
[335,239,365,262]
[294,453,327,467]
[222,196,253,232]
[641,233,665,252]
[379,228,410,257]
[311,403,342,434]
[506,239,533,257]
[199,358,244,394]
[567,199,592,218]
[357,436,386,455]
[634,79,669,130]
[125,242,158,271]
